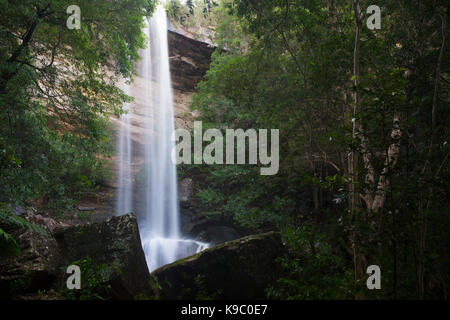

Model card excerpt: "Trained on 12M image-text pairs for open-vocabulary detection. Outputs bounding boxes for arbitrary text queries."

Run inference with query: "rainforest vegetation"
[0,0,155,254]
[1,0,449,300]
[174,0,449,299]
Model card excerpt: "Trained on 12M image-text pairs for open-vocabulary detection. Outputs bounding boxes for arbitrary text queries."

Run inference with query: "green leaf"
[0,227,20,258]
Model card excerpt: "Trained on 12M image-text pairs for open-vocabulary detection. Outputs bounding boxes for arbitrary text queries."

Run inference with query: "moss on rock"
[150,231,285,299]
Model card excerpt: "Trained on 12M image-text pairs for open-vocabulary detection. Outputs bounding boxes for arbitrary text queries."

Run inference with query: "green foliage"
[267,226,354,300]
[0,207,47,236]
[0,227,20,258]
[0,0,155,264]
[166,0,189,24]
[186,0,449,299]
[0,205,48,258]
[0,1,155,210]
[195,274,223,300]
[1,0,448,300]
[61,257,117,300]
[166,0,236,44]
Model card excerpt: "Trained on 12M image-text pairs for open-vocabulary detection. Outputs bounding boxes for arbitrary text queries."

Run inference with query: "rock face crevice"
[168,29,215,131]
[168,30,215,93]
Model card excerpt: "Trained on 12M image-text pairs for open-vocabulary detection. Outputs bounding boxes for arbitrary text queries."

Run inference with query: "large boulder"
[150,231,285,299]
[53,214,152,299]
[0,226,61,298]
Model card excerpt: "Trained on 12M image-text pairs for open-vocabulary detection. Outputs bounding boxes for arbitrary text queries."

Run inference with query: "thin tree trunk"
[350,0,362,215]
[416,11,447,299]
[350,1,367,295]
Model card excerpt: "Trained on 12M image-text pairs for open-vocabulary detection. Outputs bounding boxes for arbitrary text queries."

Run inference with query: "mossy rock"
[0,228,61,298]
[53,214,152,299]
[150,231,285,299]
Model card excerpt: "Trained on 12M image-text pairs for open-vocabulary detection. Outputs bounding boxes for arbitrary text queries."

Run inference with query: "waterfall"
[116,5,209,272]
[116,80,132,217]
[141,5,182,271]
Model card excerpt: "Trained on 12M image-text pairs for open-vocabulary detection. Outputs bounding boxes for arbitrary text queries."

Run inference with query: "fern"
[0,210,48,236]
[0,227,20,257]
[0,207,48,258]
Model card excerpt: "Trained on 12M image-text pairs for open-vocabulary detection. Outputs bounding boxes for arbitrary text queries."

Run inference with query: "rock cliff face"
[150,232,285,299]
[168,29,215,130]
[168,30,215,93]
[167,28,250,245]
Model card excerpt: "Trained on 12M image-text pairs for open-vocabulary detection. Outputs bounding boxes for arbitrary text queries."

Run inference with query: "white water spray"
[116,81,132,216]
[116,5,208,272]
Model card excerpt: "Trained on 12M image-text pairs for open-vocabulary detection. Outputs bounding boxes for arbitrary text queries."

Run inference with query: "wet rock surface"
[181,214,251,246]
[53,214,152,299]
[1,212,284,300]
[0,225,61,298]
[0,213,152,299]
[150,231,285,299]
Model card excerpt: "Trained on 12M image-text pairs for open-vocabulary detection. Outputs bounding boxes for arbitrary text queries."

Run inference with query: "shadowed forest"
[0,0,449,300]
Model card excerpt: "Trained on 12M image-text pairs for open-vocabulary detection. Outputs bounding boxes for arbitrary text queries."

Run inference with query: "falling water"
[116,80,132,216]
[141,5,183,271]
[116,5,208,272]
